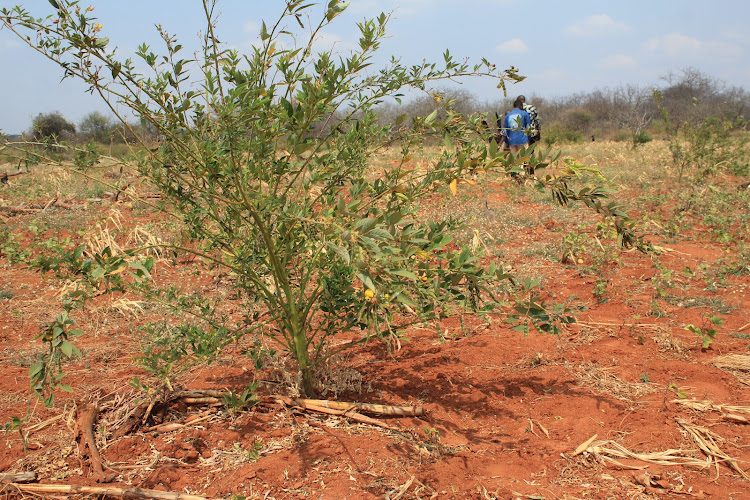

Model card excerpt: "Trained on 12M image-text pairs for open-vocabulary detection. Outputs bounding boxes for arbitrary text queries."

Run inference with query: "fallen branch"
[0,199,81,216]
[147,413,214,434]
[175,390,425,416]
[0,472,36,483]
[0,205,39,216]
[182,397,221,405]
[8,483,216,500]
[274,395,399,431]
[0,169,27,184]
[293,398,424,417]
[577,321,663,329]
[77,402,117,483]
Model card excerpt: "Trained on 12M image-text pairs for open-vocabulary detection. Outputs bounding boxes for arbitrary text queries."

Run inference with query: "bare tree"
[609,85,654,148]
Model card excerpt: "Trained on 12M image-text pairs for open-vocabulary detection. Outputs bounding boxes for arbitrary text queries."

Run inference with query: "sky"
[1,0,749,134]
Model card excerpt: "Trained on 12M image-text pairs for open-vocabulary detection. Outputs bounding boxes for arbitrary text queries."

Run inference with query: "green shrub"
[543,123,583,145]
[633,130,653,145]
[30,111,76,141]
[3,0,652,399]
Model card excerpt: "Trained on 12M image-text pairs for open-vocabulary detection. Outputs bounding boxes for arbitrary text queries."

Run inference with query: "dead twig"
[0,472,36,483]
[147,413,214,434]
[293,398,424,417]
[8,483,216,500]
[386,475,415,500]
[274,395,399,431]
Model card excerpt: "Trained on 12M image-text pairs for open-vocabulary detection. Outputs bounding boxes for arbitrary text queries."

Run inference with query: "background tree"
[30,111,76,141]
[78,111,113,143]
[609,84,654,148]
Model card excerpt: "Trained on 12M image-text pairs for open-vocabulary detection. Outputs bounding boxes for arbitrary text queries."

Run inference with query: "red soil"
[1,175,749,500]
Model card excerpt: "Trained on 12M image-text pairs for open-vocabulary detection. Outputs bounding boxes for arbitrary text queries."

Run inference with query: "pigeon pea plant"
[2,0,650,398]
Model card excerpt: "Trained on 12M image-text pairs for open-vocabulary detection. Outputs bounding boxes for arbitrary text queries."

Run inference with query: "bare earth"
[1,141,749,499]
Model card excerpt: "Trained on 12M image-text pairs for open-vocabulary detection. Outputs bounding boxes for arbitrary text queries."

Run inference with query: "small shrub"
[633,130,653,145]
[543,123,583,145]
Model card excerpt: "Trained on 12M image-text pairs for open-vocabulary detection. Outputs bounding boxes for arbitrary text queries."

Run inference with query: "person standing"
[517,95,541,145]
[502,98,531,155]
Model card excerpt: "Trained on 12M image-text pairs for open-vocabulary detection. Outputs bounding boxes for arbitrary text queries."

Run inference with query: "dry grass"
[712,354,750,386]
[577,437,710,471]
[677,418,749,480]
[572,362,657,403]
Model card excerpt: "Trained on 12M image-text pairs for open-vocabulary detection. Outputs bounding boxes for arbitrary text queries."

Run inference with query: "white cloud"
[644,32,742,59]
[0,37,21,51]
[598,54,637,70]
[644,32,700,54]
[722,30,750,44]
[312,30,357,54]
[565,14,629,37]
[496,38,528,54]
[243,21,260,36]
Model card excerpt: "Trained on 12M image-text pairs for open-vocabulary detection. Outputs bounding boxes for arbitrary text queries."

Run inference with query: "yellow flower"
[364,289,375,300]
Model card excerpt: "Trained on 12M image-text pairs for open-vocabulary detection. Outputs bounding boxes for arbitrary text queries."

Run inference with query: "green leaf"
[94,37,109,49]
[326,1,350,21]
[60,341,76,357]
[59,385,73,393]
[354,218,377,233]
[367,228,394,241]
[48,0,60,9]
[424,109,438,126]
[29,362,44,379]
[390,269,418,280]
[292,141,314,155]
[129,260,152,279]
[91,266,105,279]
[326,242,350,264]
[260,21,270,41]
[357,272,375,292]
[394,293,417,308]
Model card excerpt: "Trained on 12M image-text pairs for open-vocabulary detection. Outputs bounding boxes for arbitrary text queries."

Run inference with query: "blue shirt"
[503,108,531,146]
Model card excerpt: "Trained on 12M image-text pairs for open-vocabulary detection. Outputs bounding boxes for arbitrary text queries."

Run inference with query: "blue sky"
[1,0,749,134]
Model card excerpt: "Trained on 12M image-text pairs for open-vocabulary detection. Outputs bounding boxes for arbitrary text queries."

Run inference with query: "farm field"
[1,139,749,500]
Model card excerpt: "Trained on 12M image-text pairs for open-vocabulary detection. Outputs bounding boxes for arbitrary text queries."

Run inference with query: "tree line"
[13,67,749,148]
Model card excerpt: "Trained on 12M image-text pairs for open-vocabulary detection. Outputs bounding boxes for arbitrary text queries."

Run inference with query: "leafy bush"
[655,90,749,182]
[543,123,583,145]
[78,111,114,143]
[30,111,76,141]
[633,130,653,146]
[2,0,651,399]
